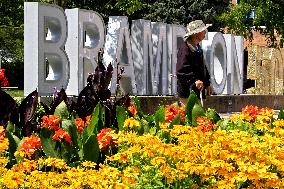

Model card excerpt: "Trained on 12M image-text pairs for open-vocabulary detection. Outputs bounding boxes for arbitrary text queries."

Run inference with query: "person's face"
[196,30,207,42]
[189,30,207,45]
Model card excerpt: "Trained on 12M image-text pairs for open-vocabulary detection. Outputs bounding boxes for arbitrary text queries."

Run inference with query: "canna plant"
[0,49,134,166]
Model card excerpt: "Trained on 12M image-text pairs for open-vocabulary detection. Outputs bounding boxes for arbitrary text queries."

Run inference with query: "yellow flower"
[38,157,69,170]
[0,138,9,153]
[273,119,284,127]
[81,161,96,168]
[124,117,140,129]
[150,157,166,166]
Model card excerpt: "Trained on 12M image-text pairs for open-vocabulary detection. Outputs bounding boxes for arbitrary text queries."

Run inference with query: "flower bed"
[1,55,284,188]
[1,91,284,188]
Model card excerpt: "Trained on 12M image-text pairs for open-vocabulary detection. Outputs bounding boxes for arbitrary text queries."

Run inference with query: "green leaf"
[217,119,229,130]
[141,119,150,134]
[61,119,73,131]
[88,102,104,135]
[5,131,20,160]
[40,128,59,157]
[6,121,15,133]
[133,96,144,116]
[6,121,21,137]
[154,105,165,130]
[149,127,157,135]
[156,130,172,143]
[61,141,75,163]
[169,113,181,129]
[68,116,80,148]
[206,108,221,124]
[278,108,284,119]
[185,91,198,125]
[192,103,205,126]
[62,116,80,161]
[83,134,100,163]
[54,101,69,119]
[145,115,155,128]
[116,106,127,131]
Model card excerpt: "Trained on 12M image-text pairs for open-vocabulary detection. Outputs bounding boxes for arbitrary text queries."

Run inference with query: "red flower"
[85,115,91,126]
[165,104,185,123]
[196,117,213,133]
[41,115,60,131]
[75,116,91,134]
[128,105,138,116]
[0,126,5,140]
[52,128,72,144]
[75,118,85,134]
[241,105,259,122]
[97,128,117,150]
[19,136,42,157]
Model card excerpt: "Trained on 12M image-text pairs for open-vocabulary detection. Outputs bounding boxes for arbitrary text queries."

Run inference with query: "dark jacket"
[176,42,210,98]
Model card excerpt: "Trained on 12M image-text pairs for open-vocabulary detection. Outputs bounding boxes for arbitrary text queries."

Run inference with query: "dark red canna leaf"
[0,88,18,126]
[19,90,38,136]
[76,84,98,119]
[50,88,67,114]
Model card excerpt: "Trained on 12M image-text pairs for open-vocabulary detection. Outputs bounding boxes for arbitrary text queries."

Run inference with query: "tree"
[144,0,231,31]
[0,0,24,88]
[219,0,284,47]
[0,0,231,88]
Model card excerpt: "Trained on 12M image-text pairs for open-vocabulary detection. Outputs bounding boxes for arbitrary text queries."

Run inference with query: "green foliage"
[144,0,231,31]
[219,0,284,47]
[5,128,21,163]
[205,108,221,124]
[82,134,100,162]
[0,0,24,88]
[39,101,102,163]
[278,109,284,120]
[116,106,128,131]
[88,102,104,135]
[191,103,205,126]
[185,91,199,125]
[54,101,69,119]
[154,106,165,130]
[40,127,60,157]
[133,96,144,117]
[168,113,181,129]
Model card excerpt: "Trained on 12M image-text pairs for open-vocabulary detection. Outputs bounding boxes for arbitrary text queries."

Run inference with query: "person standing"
[176,20,213,105]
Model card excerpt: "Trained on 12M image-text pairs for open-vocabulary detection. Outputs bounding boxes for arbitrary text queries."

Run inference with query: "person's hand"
[195,80,203,90]
[206,85,213,96]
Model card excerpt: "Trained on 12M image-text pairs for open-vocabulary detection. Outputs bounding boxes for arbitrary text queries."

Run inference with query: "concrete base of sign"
[39,95,284,115]
[135,95,284,113]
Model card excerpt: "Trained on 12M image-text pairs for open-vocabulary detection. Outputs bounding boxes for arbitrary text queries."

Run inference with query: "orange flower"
[196,117,213,133]
[75,116,91,134]
[85,115,91,126]
[128,105,137,116]
[97,128,117,150]
[17,136,42,157]
[41,115,60,131]
[75,118,85,134]
[52,128,72,144]
[165,104,185,123]
[0,126,5,140]
[241,105,258,122]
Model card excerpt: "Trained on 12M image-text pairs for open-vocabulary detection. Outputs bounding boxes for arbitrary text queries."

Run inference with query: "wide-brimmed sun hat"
[183,20,212,41]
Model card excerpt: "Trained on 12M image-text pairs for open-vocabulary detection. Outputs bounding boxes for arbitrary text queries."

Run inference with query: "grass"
[2,89,24,97]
